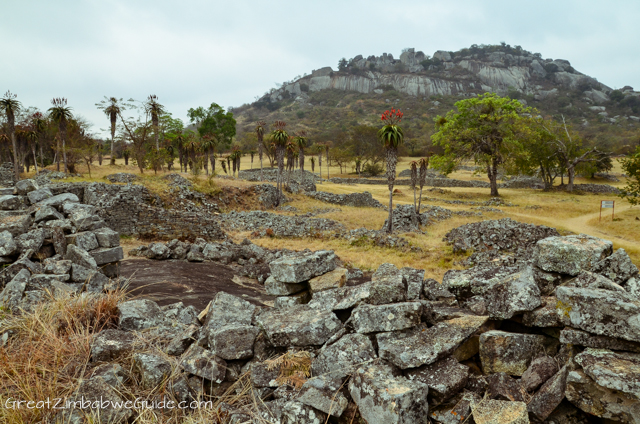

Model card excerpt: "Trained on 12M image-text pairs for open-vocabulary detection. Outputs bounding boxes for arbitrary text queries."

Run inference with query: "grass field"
[22,156,639,280]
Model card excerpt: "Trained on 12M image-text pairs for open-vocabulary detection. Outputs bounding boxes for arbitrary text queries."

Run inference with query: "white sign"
[601,201,615,209]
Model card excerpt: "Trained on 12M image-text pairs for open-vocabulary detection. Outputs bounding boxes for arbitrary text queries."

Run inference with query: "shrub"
[363,162,385,176]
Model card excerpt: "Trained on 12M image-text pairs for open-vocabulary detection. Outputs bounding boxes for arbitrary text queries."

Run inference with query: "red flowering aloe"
[378,109,405,233]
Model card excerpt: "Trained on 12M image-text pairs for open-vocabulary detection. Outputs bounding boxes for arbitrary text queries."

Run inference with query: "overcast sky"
[3,0,639,137]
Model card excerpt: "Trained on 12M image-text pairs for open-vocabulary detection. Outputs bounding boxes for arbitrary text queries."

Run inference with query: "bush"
[300,83,309,93]
[296,110,306,119]
[363,162,385,176]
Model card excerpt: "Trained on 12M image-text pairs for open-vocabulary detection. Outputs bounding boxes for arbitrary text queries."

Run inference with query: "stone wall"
[0,163,16,188]
[52,182,226,241]
[329,177,491,188]
[135,204,226,241]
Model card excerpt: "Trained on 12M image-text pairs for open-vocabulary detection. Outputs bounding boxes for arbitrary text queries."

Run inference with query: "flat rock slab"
[560,327,640,353]
[527,365,569,421]
[0,214,31,237]
[377,315,488,369]
[404,356,469,405]
[534,234,613,276]
[180,345,226,383]
[479,330,549,376]
[311,333,377,379]
[484,267,541,319]
[256,304,343,347]
[350,302,421,333]
[298,375,349,417]
[120,259,271,310]
[472,399,529,424]
[575,348,640,398]
[308,278,406,311]
[308,267,347,293]
[565,369,640,422]
[349,363,430,424]
[269,250,337,283]
[91,329,136,362]
[556,286,640,343]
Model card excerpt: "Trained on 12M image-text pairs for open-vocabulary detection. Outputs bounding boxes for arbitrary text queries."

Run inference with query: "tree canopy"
[187,103,236,148]
[431,93,531,196]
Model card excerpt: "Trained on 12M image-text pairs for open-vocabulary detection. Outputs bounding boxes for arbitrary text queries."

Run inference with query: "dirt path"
[510,210,637,247]
[120,259,272,311]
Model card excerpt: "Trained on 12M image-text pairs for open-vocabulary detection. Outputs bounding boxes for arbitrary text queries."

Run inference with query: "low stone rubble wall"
[0,178,124,312]
[3,185,640,422]
[44,230,640,423]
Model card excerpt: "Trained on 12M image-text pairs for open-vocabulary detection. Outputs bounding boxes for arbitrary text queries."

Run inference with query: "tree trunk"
[387,189,394,233]
[567,166,576,192]
[10,132,19,180]
[386,147,398,234]
[31,145,39,175]
[489,158,499,197]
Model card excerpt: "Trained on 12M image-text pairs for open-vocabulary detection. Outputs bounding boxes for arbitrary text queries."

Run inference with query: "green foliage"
[610,90,625,102]
[300,83,309,93]
[296,110,306,119]
[620,146,640,205]
[363,162,384,176]
[431,93,531,195]
[188,103,236,148]
[338,58,348,71]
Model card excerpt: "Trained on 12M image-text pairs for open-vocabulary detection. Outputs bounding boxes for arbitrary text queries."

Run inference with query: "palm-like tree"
[285,139,296,188]
[48,98,73,173]
[270,121,289,203]
[409,161,418,214]
[294,131,308,184]
[0,91,22,180]
[32,112,47,169]
[25,129,39,174]
[201,134,216,175]
[378,108,405,233]
[255,121,266,180]
[145,95,164,151]
[96,97,124,164]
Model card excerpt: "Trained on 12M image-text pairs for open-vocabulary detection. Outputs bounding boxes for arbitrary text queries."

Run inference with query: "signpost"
[600,200,615,221]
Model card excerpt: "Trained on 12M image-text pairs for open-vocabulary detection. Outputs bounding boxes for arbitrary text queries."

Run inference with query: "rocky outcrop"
[266,46,614,106]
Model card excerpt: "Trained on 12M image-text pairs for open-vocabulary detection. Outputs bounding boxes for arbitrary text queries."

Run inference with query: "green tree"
[379,108,405,233]
[0,91,22,179]
[540,117,603,192]
[338,58,348,71]
[96,96,125,164]
[619,145,640,205]
[48,98,74,173]
[188,103,236,149]
[432,93,530,196]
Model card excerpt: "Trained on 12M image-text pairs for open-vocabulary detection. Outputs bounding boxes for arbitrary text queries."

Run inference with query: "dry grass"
[0,287,263,424]
[0,289,126,423]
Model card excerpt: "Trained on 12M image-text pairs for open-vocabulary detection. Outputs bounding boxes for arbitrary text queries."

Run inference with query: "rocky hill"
[233,44,640,152]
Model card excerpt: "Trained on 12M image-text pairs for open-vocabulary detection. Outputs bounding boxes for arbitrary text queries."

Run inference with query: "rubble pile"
[381,204,482,233]
[444,218,560,265]
[24,231,638,423]
[0,178,124,312]
[217,210,345,238]
[306,191,385,208]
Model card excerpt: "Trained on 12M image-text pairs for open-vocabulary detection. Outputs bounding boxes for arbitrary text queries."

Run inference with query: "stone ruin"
[1,173,640,423]
[4,210,639,422]
[0,178,125,312]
